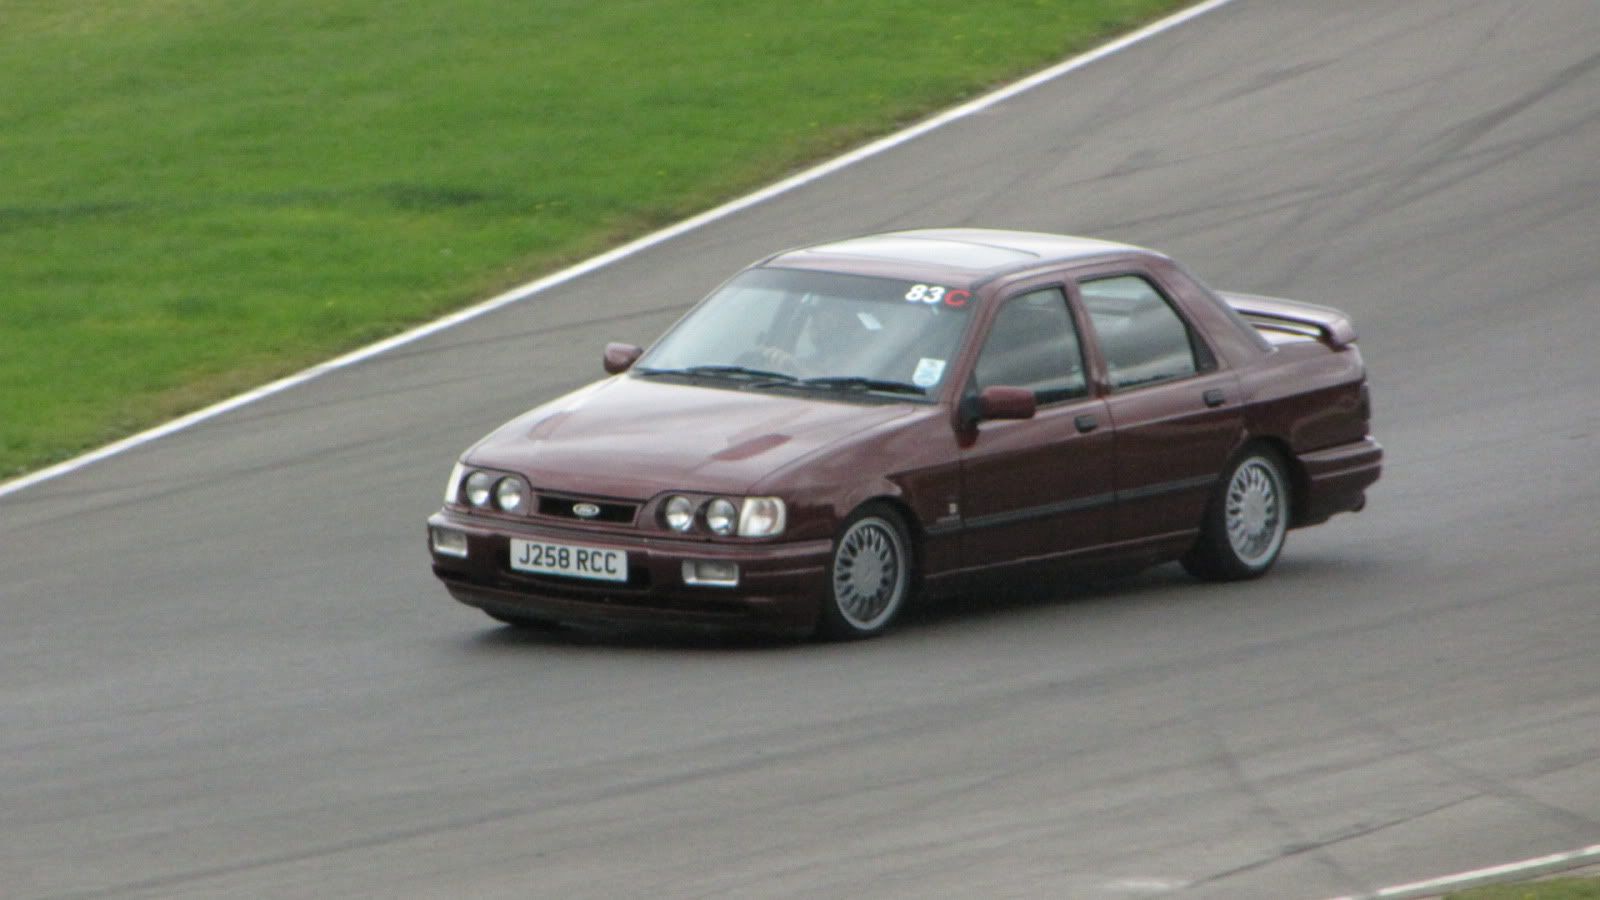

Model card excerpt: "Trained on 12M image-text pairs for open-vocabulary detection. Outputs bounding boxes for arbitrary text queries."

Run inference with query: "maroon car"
[427,229,1381,639]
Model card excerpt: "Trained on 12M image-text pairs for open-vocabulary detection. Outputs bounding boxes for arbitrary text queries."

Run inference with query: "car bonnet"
[468,375,923,498]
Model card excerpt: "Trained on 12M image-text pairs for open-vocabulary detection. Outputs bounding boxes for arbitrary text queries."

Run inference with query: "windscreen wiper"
[636,364,798,384]
[798,376,926,397]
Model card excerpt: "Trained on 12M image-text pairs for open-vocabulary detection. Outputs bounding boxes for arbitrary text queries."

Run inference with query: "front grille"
[536,493,639,525]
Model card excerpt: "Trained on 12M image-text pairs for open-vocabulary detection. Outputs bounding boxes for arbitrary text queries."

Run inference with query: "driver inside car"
[757,299,877,376]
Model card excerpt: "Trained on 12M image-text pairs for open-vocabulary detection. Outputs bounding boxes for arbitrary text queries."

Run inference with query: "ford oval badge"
[572,502,601,519]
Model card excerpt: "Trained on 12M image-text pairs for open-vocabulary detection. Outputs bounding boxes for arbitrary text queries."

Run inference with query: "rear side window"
[971,288,1086,404]
[1080,276,1204,390]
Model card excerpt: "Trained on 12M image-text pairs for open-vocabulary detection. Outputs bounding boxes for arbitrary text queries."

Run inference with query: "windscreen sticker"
[905,284,971,308]
[912,358,947,388]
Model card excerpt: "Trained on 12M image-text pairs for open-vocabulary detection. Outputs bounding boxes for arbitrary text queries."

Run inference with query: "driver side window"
[972,288,1086,404]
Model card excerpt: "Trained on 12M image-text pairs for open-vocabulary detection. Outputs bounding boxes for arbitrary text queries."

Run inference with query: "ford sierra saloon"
[427,229,1381,639]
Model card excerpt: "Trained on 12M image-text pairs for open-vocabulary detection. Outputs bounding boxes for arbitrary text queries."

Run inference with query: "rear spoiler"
[1220,291,1358,350]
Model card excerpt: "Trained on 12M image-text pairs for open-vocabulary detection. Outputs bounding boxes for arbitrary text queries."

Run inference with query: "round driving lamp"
[705,498,738,535]
[494,477,527,513]
[464,471,496,508]
[664,495,695,532]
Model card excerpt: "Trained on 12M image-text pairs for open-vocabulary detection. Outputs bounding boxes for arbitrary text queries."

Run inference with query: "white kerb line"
[1326,843,1600,900]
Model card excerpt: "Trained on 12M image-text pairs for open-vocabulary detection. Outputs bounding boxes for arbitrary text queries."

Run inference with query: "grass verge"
[1,0,1190,478]
[1448,876,1600,898]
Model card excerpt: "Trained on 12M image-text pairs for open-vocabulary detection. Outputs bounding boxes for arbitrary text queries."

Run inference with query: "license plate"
[509,538,628,583]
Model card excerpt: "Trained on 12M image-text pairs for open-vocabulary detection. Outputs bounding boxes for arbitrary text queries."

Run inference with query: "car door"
[957,285,1115,567]
[1072,272,1242,544]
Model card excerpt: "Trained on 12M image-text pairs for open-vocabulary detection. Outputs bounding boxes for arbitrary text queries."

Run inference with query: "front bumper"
[426,510,832,635]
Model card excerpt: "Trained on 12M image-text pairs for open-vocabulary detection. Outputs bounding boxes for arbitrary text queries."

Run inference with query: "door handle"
[1203,388,1227,408]
[1075,414,1099,434]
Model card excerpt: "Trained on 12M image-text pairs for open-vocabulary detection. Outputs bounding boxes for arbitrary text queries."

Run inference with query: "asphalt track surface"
[5,2,1599,897]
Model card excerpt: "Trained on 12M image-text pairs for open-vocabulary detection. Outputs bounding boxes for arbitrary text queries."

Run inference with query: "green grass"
[0,0,1189,478]
[1448,876,1600,899]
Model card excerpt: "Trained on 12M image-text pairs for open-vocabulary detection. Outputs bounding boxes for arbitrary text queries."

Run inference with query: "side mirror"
[603,342,643,374]
[960,386,1036,427]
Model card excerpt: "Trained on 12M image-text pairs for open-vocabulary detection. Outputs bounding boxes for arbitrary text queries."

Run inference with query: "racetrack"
[4,1,1599,897]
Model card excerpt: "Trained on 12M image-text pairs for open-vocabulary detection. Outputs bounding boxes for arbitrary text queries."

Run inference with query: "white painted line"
[0,0,1236,502]
[1326,843,1600,900]
[1103,875,1189,893]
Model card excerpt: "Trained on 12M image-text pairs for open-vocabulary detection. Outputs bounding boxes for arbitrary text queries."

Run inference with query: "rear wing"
[1219,292,1358,350]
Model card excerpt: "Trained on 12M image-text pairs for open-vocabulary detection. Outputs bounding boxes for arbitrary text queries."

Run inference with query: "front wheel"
[816,506,914,640]
[1182,448,1290,581]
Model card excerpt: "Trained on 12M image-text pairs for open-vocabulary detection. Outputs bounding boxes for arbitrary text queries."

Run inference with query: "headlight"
[664,495,695,532]
[444,462,466,505]
[494,477,528,513]
[705,498,738,535]
[738,497,786,537]
[464,471,496,508]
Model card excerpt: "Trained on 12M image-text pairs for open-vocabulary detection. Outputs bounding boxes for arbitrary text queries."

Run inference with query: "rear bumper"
[1293,436,1383,527]
[427,510,832,636]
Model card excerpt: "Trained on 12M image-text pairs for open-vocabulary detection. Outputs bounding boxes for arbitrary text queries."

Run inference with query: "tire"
[815,505,914,640]
[1182,447,1290,581]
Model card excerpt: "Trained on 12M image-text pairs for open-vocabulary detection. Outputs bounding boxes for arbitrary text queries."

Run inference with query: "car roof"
[763,228,1154,286]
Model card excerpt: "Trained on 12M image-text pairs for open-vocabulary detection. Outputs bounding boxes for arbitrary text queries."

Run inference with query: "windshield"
[636,268,974,400]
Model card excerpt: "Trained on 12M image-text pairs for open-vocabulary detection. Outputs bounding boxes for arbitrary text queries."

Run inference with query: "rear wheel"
[816,505,913,640]
[1182,447,1289,581]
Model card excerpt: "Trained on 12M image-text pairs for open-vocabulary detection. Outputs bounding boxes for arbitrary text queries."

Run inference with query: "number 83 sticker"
[905,284,971,307]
